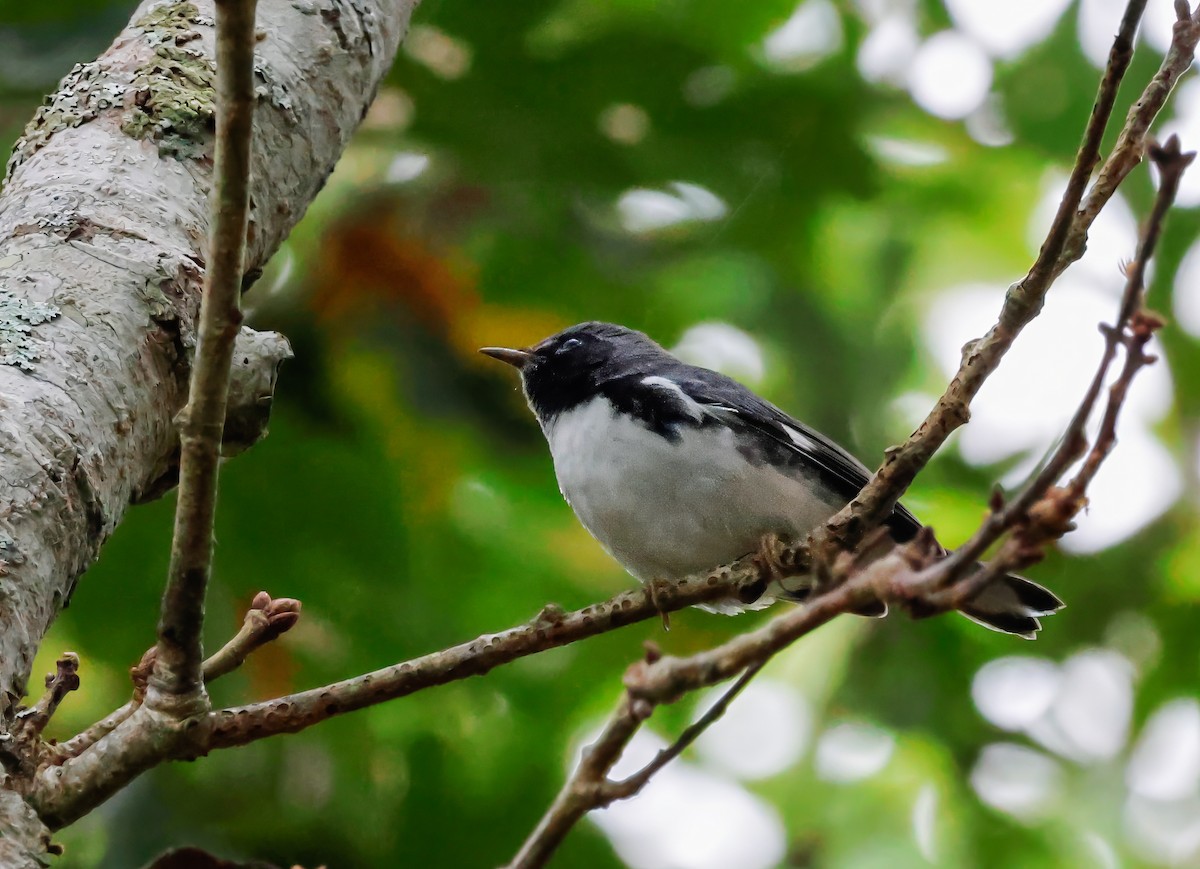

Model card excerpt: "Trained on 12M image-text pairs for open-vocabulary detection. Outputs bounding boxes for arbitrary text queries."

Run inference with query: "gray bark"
[0,0,415,857]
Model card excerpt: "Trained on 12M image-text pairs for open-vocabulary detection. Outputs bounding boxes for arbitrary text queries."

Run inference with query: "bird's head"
[481,321,662,419]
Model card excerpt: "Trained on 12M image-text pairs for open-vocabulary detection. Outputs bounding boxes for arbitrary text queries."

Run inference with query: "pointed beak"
[479,346,534,370]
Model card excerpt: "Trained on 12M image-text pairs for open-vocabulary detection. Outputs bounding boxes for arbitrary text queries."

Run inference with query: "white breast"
[542,397,842,590]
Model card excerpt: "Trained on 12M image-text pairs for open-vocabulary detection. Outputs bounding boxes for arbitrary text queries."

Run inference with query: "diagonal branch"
[503,657,765,869]
[819,0,1200,557]
[149,0,260,716]
[24,561,768,826]
[922,135,1193,599]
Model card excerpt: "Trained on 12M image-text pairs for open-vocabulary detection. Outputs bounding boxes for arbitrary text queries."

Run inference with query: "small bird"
[481,322,1063,637]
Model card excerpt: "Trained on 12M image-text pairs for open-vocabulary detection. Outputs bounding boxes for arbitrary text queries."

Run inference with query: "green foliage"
[2,1,1199,867]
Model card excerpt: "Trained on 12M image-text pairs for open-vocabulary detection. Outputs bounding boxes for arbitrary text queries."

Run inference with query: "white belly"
[543,397,842,586]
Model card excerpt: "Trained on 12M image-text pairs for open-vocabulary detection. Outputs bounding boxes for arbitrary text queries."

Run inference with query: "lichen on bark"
[0,288,60,371]
[4,62,125,177]
[122,3,217,158]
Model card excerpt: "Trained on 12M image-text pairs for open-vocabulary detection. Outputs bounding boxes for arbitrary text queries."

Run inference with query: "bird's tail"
[774,570,1064,638]
[957,572,1065,639]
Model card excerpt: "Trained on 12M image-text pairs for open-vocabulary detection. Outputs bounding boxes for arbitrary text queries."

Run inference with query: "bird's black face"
[481,322,659,420]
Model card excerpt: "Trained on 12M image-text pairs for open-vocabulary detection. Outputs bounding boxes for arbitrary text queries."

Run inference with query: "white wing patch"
[641,375,704,422]
[782,423,819,451]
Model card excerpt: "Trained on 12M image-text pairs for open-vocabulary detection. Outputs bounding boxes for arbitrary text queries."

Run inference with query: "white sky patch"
[912,784,939,863]
[866,136,948,167]
[1140,0,1180,55]
[856,13,919,86]
[588,728,787,869]
[1079,0,1177,67]
[814,721,895,783]
[1077,0,1128,67]
[908,31,993,120]
[693,679,809,781]
[1127,699,1200,802]
[923,273,1177,552]
[672,323,766,386]
[1062,431,1180,554]
[1124,793,1200,866]
[617,182,727,234]
[761,0,843,72]
[385,151,430,184]
[965,96,1015,147]
[972,656,1061,731]
[970,743,1063,820]
[1173,232,1200,336]
[944,0,1071,59]
[1025,649,1133,763]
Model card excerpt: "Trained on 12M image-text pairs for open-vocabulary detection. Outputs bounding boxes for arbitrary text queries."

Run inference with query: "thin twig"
[15,655,80,741]
[920,136,1191,611]
[52,592,301,762]
[504,694,649,869]
[820,0,1200,556]
[148,0,260,716]
[504,657,765,869]
[204,563,769,750]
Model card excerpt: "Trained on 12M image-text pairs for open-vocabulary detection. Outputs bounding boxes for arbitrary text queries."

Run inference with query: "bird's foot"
[752,532,795,585]
[645,578,672,631]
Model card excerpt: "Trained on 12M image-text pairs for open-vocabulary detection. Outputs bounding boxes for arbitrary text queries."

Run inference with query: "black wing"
[671,365,923,541]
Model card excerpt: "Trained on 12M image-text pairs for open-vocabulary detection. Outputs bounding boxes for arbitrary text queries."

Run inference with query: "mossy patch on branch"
[122,2,217,159]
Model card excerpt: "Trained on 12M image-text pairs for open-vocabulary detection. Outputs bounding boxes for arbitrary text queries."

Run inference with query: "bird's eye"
[556,338,582,354]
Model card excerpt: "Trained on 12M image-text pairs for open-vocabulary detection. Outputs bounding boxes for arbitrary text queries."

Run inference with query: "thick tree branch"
[0,0,412,726]
[819,0,1199,556]
[0,0,415,851]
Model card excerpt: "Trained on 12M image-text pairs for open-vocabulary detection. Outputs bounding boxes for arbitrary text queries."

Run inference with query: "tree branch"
[23,560,767,826]
[819,0,1199,556]
[0,0,413,729]
[503,655,766,869]
[922,136,1192,600]
[14,654,80,743]
[50,592,301,763]
[502,15,1195,863]
[148,0,259,717]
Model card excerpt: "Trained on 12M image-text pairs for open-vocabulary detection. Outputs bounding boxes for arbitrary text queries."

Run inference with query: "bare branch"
[504,693,649,869]
[503,14,1197,859]
[52,592,302,762]
[149,0,260,716]
[14,655,80,742]
[819,0,1200,556]
[505,652,766,869]
[204,565,768,750]
[24,560,767,825]
[919,136,1191,612]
